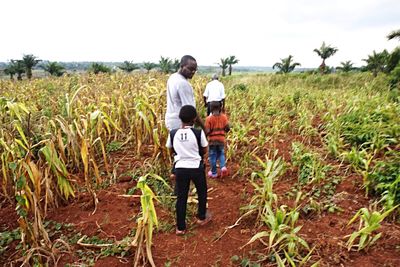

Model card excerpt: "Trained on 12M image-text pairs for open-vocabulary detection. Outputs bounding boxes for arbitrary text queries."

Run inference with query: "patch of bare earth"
[1,131,400,266]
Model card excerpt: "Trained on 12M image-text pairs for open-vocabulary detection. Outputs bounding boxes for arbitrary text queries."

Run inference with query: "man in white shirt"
[165,55,204,130]
[203,73,225,115]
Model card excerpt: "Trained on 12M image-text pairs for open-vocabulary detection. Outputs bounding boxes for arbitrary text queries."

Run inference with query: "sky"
[1,0,399,68]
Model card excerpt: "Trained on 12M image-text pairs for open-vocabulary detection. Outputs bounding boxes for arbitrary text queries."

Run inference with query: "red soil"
[1,133,400,266]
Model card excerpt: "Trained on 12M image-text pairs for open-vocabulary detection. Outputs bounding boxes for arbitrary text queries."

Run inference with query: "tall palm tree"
[159,56,174,74]
[387,29,400,41]
[227,56,239,75]
[387,47,400,73]
[336,61,356,73]
[143,62,157,73]
[118,61,139,73]
[10,60,26,80]
[272,55,301,74]
[41,62,65,77]
[173,58,180,72]
[4,63,17,80]
[89,63,111,74]
[218,58,229,77]
[22,54,41,79]
[313,42,338,73]
[363,50,389,77]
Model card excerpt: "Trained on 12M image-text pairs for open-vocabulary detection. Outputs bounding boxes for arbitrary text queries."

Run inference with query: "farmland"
[0,72,399,266]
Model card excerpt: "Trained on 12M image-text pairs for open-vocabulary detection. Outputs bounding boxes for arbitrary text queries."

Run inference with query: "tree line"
[272,29,400,79]
[0,55,241,80]
[1,29,399,82]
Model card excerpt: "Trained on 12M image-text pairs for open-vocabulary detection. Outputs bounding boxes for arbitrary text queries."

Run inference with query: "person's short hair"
[179,105,197,123]
[210,101,221,112]
[212,73,219,80]
[180,55,196,67]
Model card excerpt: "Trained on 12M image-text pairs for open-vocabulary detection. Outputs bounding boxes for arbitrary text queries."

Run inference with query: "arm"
[224,123,230,132]
[220,83,226,112]
[200,130,209,162]
[168,148,175,158]
[166,134,175,158]
[201,146,208,160]
[166,135,176,177]
[203,85,209,107]
[195,115,205,131]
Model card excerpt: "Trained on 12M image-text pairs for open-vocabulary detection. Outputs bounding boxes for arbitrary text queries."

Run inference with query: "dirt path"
[39,147,256,267]
[150,175,255,266]
[91,161,257,267]
[2,140,400,266]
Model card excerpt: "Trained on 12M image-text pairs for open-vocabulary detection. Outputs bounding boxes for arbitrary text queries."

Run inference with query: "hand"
[195,115,205,131]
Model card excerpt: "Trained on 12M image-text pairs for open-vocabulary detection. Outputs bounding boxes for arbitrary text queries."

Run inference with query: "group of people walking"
[165,55,229,235]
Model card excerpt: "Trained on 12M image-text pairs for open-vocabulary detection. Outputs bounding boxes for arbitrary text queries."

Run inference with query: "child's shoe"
[207,170,218,178]
[196,212,212,226]
[221,167,229,177]
[175,228,186,236]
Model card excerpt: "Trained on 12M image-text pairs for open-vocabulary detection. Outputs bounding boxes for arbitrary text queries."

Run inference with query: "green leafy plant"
[242,202,311,265]
[346,205,399,251]
[301,176,343,215]
[132,174,170,267]
[0,229,21,255]
[231,255,261,267]
[325,133,342,157]
[297,107,317,136]
[106,140,123,153]
[88,62,111,74]
[242,151,284,220]
[367,158,400,210]
[100,236,132,257]
[336,101,398,152]
[291,142,331,184]
[232,83,248,91]
[273,55,301,74]
[292,90,301,107]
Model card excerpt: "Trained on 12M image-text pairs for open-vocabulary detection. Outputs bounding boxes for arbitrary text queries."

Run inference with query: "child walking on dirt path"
[166,105,212,235]
[205,101,230,178]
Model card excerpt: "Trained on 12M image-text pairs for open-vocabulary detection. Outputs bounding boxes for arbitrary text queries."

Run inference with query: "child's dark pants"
[175,167,207,231]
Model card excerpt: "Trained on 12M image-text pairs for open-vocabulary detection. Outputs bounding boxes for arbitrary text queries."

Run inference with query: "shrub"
[232,83,248,91]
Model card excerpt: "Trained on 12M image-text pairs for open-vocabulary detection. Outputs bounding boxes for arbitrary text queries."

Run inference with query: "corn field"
[0,72,399,266]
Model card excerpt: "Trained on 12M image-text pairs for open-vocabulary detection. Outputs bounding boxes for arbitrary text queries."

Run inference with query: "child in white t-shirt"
[166,105,212,235]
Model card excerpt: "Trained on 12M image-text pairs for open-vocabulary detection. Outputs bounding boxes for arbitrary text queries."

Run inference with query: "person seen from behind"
[205,101,230,178]
[203,73,225,115]
[166,105,211,236]
[165,55,204,131]
[165,55,204,180]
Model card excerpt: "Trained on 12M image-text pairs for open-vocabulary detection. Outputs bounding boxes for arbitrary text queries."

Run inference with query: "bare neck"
[181,122,193,128]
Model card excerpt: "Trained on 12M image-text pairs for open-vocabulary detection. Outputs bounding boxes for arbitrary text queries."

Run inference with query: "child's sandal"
[196,213,212,226]
[175,229,186,236]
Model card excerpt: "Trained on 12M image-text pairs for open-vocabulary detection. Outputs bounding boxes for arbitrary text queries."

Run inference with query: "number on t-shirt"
[180,132,187,141]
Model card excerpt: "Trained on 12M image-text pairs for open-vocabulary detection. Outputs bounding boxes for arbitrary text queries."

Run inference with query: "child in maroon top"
[205,101,230,178]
